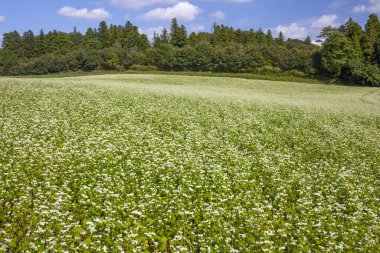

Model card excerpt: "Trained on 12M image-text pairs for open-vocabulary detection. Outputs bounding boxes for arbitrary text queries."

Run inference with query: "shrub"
[283,69,307,78]
[256,65,282,75]
[48,55,69,73]
[129,65,158,71]
[343,61,380,87]
[29,58,50,75]
[82,52,99,71]
[118,50,142,70]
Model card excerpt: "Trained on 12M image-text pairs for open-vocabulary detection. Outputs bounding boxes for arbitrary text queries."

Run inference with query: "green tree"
[84,28,101,49]
[69,27,83,49]
[266,29,274,44]
[108,25,123,46]
[2,31,22,56]
[139,34,150,50]
[255,28,267,44]
[340,18,364,62]
[22,30,36,58]
[35,30,46,57]
[45,30,71,54]
[123,21,139,49]
[276,31,285,46]
[304,36,312,44]
[375,38,380,66]
[161,28,170,44]
[320,31,354,79]
[98,21,109,48]
[319,26,339,39]
[363,14,380,63]
[152,28,170,47]
[170,18,188,47]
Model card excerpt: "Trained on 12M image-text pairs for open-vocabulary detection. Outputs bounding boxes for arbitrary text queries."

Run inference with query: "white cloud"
[226,0,253,4]
[224,0,253,2]
[312,40,323,46]
[353,0,380,13]
[141,24,204,41]
[275,14,340,40]
[311,14,338,28]
[58,6,111,19]
[208,0,253,2]
[110,0,179,9]
[141,26,166,40]
[190,24,205,33]
[142,2,201,21]
[0,16,5,23]
[353,5,367,13]
[211,10,226,20]
[275,23,308,39]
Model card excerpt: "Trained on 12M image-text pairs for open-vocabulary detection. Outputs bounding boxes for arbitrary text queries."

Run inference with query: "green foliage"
[1,53,20,75]
[82,51,100,71]
[283,69,307,78]
[340,18,364,61]
[363,14,380,63]
[170,18,188,48]
[266,29,274,43]
[320,32,354,78]
[129,64,158,71]
[2,15,380,86]
[35,30,47,57]
[22,30,36,58]
[0,75,379,251]
[212,24,236,44]
[100,48,120,70]
[69,27,83,49]
[314,14,380,85]
[98,21,110,49]
[45,30,71,54]
[193,42,214,71]
[343,61,380,86]
[276,31,285,46]
[145,44,174,71]
[304,36,312,44]
[256,65,282,75]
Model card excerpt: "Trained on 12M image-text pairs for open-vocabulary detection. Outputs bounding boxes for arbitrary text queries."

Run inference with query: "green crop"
[0,75,379,252]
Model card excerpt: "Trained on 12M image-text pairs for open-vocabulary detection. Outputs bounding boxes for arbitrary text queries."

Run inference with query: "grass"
[16,69,324,84]
[0,74,379,252]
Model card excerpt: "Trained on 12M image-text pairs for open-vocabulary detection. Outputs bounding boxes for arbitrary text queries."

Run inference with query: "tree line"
[1,15,379,86]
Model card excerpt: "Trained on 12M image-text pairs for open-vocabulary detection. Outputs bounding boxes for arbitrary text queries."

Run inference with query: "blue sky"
[0,0,379,41]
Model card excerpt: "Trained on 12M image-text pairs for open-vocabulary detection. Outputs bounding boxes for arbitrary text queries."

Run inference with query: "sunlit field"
[1,74,379,252]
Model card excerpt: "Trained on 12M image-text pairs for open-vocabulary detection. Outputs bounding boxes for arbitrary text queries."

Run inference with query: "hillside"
[0,75,379,252]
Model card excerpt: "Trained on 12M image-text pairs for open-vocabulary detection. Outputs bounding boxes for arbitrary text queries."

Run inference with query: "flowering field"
[0,74,379,252]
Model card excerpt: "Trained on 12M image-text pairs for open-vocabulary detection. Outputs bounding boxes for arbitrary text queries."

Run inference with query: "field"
[0,74,379,252]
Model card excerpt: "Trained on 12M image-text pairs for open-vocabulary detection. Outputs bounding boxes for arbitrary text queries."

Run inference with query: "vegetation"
[1,14,380,86]
[0,74,379,251]
[15,69,322,84]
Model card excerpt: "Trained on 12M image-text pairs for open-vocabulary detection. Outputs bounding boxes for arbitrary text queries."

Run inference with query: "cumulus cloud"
[211,10,226,20]
[311,14,338,28]
[109,0,253,9]
[353,5,367,13]
[0,16,5,23]
[141,26,166,40]
[275,14,340,39]
[208,0,253,2]
[353,0,380,13]
[58,6,111,19]
[224,0,253,2]
[142,2,201,21]
[275,23,308,39]
[110,0,179,9]
[189,24,205,33]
